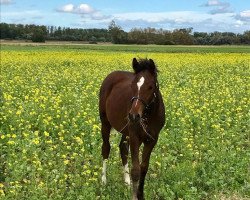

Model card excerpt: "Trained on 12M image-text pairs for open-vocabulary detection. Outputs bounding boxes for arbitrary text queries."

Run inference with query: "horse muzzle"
[128,113,141,123]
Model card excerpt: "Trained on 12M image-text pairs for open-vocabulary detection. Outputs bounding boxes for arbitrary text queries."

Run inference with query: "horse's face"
[129,58,158,123]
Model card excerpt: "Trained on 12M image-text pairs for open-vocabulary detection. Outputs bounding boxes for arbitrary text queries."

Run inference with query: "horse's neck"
[145,90,160,118]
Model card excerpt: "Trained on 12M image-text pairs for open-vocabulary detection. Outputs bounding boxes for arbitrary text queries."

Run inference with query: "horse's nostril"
[128,113,134,121]
[129,113,140,122]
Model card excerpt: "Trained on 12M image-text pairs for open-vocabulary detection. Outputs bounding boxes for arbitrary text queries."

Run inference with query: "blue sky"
[1,0,249,33]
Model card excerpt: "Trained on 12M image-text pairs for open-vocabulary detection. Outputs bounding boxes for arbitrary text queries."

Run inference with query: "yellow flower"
[7,140,15,145]
[16,110,22,115]
[61,155,66,159]
[44,131,49,137]
[0,189,4,196]
[64,160,69,165]
[74,136,83,145]
[38,182,44,188]
[46,140,52,144]
[32,138,40,145]
[92,124,100,131]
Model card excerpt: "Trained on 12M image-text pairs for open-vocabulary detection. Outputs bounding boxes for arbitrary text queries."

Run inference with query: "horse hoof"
[137,195,144,200]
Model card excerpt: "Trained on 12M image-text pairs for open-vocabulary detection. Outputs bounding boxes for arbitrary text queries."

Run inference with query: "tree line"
[0,23,110,43]
[0,22,249,45]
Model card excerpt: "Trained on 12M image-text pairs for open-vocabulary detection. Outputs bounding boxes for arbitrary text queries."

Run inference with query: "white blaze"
[137,76,145,91]
[101,160,107,185]
[135,76,145,106]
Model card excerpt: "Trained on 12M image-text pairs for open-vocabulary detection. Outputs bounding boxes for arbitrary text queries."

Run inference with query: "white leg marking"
[135,76,145,106]
[102,160,107,185]
[124,163,131,185]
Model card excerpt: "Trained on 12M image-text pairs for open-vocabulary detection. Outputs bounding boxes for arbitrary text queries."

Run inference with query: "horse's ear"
[132,58,139,72]
[149,59,156,74]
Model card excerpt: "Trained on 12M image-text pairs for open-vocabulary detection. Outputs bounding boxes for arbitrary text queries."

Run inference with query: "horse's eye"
[148,86,153,90]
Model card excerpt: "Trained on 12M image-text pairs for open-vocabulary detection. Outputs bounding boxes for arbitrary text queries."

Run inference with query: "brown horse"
[99,58,165,200]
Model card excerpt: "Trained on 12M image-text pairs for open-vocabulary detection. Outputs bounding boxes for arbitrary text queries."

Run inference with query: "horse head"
[129,58,159,123]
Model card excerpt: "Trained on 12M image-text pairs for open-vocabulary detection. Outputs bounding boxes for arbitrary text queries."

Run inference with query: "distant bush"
[32,29,45,43]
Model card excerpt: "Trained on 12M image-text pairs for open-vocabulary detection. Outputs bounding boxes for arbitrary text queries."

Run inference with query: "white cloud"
[78,4,94,14]
[60,4,74,12]
[113,11,233,24]
[201,0,232,14]
[57,3,95,14]
[109,11,246,32]
[90,12,111,20]
[235,10,250,22]
[56,3,109,20]
[202,0,225,7]
[0,0,13,5]
[235,20,244,27]
[206,0,220,6]
[54,2,248,32]
[240,10,250,18]
[68,10,248,33]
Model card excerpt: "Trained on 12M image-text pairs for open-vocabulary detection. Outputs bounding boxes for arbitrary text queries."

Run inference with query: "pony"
[99,58,165,200]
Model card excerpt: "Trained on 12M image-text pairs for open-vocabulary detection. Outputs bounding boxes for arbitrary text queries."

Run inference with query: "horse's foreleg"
[119,134,130,185]
[130,133,142,200]
[137,141,156,200]
[101,122,111,185]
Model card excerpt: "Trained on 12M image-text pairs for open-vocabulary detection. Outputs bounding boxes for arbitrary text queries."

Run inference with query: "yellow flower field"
[0,47,249,199]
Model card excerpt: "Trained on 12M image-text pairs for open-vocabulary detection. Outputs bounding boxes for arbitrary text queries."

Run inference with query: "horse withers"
[99,58,165,200]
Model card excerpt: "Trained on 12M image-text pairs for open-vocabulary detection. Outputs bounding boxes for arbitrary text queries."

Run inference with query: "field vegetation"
[0,45,249,199]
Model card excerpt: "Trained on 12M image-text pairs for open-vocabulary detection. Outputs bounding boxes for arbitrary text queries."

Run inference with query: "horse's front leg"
[129,132,142,200]
[137,139,157,200]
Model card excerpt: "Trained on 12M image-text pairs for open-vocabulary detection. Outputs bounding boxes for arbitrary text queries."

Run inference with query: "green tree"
[32,28,46,43]
[108,20,127,44]
[242,31,250,44]
[172,28,194,45]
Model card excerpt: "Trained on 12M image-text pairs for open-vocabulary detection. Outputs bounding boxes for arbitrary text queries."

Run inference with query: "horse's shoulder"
[100,71,133,94]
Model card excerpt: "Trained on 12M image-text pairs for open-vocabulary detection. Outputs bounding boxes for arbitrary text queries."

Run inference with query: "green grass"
[1,43,250,53]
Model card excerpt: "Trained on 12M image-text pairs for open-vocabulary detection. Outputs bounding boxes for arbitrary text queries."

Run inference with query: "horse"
[99,58,165,200]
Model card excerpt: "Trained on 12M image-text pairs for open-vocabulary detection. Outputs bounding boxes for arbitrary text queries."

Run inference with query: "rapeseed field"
[0,47,249,199]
